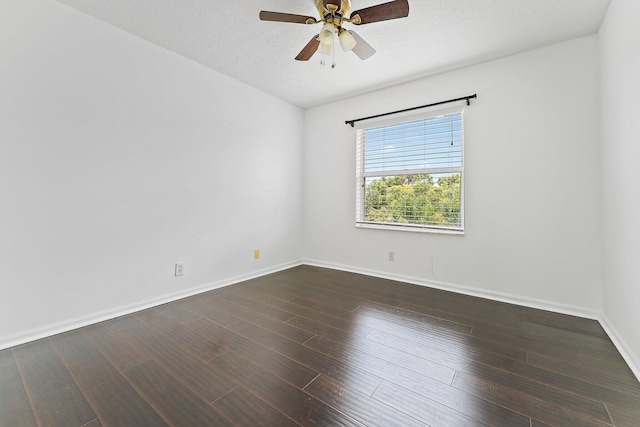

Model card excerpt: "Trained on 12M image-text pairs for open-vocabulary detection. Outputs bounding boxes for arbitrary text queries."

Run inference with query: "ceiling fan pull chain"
[332,32,336,68]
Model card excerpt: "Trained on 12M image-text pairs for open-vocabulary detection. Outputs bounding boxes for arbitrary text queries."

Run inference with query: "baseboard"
[599,313,640,382]
[302,258,600,320]
[0,259,303,351]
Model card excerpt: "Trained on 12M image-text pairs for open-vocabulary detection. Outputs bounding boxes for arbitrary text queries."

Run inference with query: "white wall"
[0,0,303,348]
[600,0,640,376]
[303,36,602,315]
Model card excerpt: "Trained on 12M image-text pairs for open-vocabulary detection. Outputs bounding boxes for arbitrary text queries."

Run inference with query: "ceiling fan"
[259,0,410,63]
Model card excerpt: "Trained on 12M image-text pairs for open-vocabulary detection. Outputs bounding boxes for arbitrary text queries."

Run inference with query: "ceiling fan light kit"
[260,0,409,66]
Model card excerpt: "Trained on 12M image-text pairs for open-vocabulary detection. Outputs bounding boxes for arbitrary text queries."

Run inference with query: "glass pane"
[364,173,462,228]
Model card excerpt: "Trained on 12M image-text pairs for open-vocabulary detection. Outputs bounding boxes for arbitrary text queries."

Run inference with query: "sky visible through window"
[364,113,462,174]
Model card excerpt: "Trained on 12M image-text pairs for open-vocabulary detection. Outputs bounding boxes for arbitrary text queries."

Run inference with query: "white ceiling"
[54,0,610,109]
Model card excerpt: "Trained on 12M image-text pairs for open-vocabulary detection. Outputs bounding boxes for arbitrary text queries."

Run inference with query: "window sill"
[356,222,464,235]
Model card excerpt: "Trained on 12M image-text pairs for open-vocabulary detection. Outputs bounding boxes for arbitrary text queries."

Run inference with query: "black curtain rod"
[345,93,477,127]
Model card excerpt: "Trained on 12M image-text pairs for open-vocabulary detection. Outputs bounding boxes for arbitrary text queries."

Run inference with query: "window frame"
[355,106,465,234]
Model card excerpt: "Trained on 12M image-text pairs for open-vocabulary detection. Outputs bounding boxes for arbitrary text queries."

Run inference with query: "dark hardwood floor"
[2,265,639,426]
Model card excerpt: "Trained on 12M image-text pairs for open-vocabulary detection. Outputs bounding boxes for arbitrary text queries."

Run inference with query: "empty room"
[1,0,639,426]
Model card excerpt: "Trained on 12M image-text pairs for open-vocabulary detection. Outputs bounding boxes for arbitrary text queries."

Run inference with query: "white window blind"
[356,108,464,232]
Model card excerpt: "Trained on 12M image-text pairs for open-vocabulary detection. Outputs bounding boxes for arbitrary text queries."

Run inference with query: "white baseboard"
[599,313,640,382]
[303,258,600,320]
[0,259,303,351]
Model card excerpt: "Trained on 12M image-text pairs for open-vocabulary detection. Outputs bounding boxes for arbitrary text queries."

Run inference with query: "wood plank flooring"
[2,265,639,426]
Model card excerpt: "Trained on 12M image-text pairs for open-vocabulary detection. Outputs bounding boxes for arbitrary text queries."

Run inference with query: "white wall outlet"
[175,262,185,276]
[388,251,395,262]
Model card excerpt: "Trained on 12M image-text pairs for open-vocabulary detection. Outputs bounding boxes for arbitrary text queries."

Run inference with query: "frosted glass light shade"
[319,41,333,56]
[319,23,335,45]
[339,30,357,52]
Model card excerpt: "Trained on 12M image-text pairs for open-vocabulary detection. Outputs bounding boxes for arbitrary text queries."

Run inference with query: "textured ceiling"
[53,0,610,108]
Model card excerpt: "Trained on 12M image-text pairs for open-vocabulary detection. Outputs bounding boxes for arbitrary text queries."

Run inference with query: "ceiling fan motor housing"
[316,0,351,21]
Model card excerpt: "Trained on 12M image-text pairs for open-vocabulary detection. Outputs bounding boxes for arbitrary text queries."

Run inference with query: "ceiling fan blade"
[295,36,321,61]
[259,11,317,24]
[349,31,376,60]
[350,0,409,25]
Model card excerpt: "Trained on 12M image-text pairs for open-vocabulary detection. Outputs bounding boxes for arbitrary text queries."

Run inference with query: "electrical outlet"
[254,249,260,260]
[388,251,395,262]
[175,262,185,276]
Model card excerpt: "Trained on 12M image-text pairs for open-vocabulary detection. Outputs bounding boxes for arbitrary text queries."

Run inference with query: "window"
[356,107,464,233]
